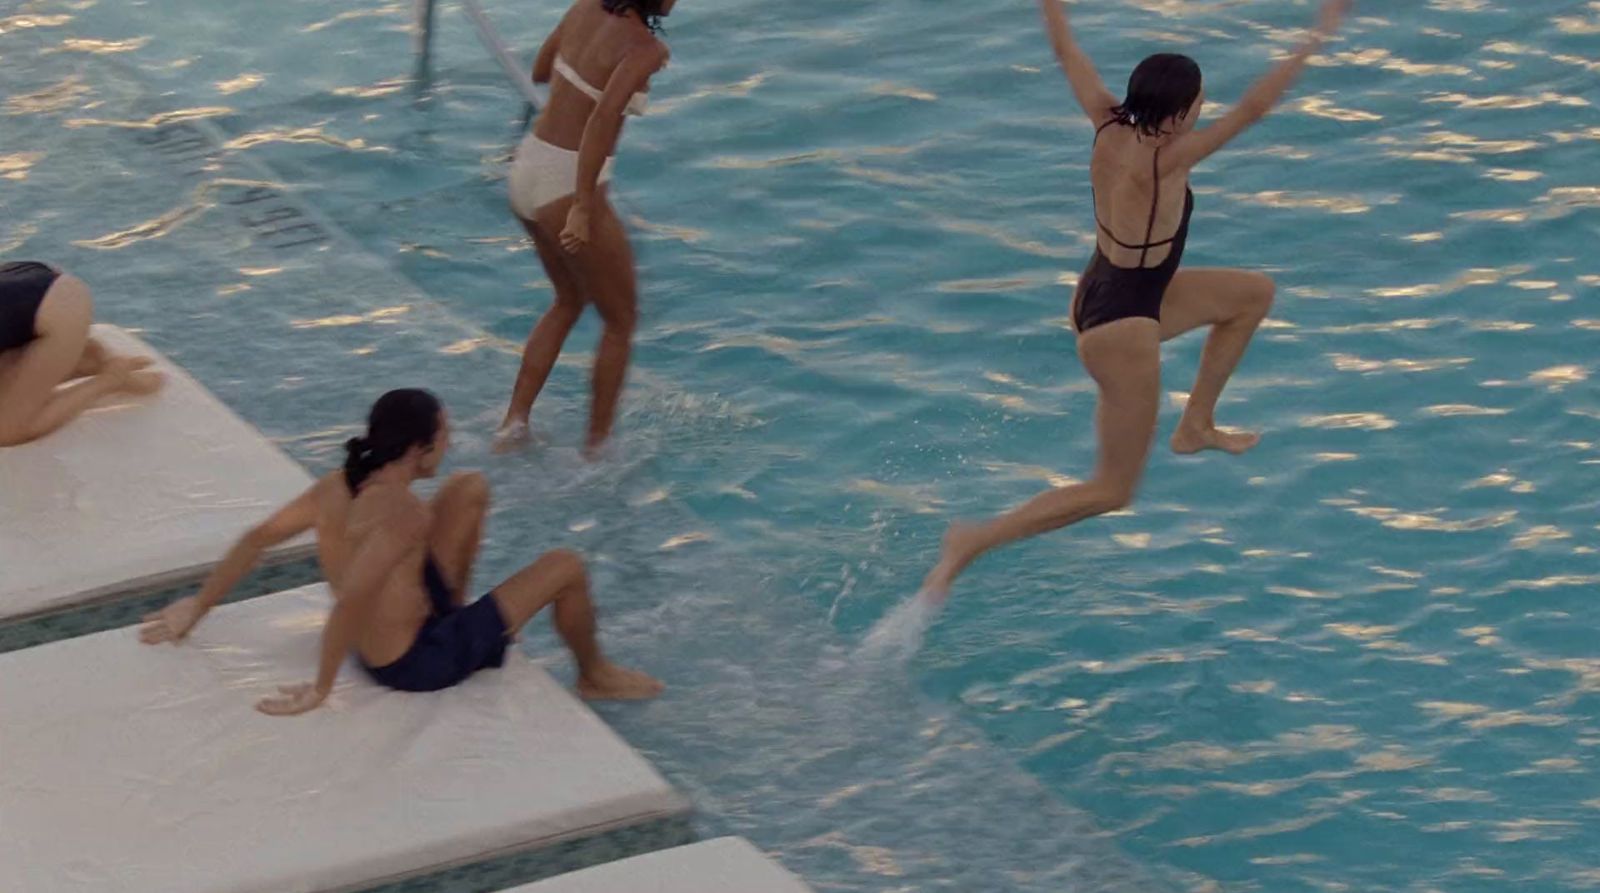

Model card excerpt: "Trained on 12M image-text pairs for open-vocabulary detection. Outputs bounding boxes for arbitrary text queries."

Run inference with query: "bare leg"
[567,193,638,459]
[499,209,588,444]
[489,548,662,700]
[0,276,164,447]
[1158,268,1275,455]
[427,471,490,606]
[923,318,1162,597]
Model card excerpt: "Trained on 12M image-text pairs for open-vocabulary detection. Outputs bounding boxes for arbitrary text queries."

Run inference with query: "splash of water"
[856,590,945,664]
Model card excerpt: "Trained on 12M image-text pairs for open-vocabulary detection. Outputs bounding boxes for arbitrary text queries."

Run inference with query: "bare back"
[1089,124,1191,269]
[534,1,664,150]
[309,473,435,667]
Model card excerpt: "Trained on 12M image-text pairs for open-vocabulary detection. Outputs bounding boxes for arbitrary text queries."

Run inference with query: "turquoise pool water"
[4,0,1598,890]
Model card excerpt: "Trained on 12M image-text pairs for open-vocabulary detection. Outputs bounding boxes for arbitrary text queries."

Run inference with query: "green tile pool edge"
[355,817,699,893]
[0,551,322,654]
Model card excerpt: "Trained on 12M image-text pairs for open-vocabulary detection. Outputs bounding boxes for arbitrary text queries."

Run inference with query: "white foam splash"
[856,590,945,664]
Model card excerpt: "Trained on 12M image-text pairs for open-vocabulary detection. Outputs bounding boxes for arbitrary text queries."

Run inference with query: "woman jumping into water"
[923,0,1354,597]
[497,0,674,458]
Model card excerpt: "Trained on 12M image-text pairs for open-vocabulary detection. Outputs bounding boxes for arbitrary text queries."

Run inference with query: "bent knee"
[0,409,53,446]
[545,547,587,579]
[1087,479,1138,515]
[600,307,637,336]
[1244,273,1276,319]
[445,471,491,506]
[0,423,31,448]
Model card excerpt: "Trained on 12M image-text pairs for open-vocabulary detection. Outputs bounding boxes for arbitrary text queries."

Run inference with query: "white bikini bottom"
[507,133,614,219]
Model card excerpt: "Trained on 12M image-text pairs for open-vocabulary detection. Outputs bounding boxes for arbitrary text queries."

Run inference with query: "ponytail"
[343,389,443,493]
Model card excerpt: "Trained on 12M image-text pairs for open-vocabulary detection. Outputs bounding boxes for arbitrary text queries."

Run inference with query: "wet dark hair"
[1111,53,1203,138]
[601,0,668,34]
[344,388,443,493]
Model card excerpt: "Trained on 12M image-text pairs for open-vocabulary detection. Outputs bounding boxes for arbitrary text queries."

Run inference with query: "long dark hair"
[344,389,443,493]
[1111,53,1203,138]
[601,0,667,34]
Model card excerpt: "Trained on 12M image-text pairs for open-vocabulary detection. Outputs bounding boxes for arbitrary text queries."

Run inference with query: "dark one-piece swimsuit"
[1072,120,1196,333]
[0,261,62,352]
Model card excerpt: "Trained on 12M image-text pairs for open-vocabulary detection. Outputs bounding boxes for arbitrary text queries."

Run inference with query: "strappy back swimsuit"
[1073,120,1195,332]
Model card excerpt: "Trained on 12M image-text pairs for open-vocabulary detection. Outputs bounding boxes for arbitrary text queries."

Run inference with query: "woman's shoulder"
[628,32,669,67]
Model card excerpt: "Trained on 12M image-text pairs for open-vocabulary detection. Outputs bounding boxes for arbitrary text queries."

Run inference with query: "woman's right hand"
[140,596,202,644]
[256,682,329,717]
[560,203,592,254]
[1318,0,1354,35]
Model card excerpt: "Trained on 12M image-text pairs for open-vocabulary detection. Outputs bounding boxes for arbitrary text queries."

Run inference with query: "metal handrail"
[461,0,544,111]
[416,0,545,113]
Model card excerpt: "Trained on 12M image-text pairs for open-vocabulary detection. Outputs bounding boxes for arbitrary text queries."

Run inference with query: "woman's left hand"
[256,682,329,716]
[561,203,592,254]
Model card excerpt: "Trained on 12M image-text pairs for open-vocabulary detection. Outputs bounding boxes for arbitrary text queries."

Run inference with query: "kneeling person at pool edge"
[141,388,662,715]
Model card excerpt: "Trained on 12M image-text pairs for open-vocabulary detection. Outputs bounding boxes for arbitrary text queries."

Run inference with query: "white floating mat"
[506,839,814,893]
[0,584,687,893]
[0,325,315,622]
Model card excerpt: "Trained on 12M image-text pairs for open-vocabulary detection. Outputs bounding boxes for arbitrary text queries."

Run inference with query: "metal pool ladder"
[415,0,544,115]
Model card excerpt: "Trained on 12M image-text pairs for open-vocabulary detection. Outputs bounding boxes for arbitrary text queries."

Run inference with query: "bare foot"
[921,521,986,597]
[1171,423,1260,456]
[578,663,664,701]
[103,356,164,396]
[582,438,613,464]
[492,420,530,455]
[101,355,160,393]
[72,337,113,377]
[103,355,153,374]
[121,369,166,396]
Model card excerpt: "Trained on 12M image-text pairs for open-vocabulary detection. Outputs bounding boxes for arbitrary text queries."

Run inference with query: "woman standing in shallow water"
[923,0,1354,597]
[497,0,675,458]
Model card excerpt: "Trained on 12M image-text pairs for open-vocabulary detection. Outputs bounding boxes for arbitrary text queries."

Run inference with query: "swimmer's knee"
[1086,479,1137,515]
[1243,273,1275,320]
[544,548,588,581]
[0,422,29,448]
[445,471,491,507]
[0,409,54,446]
[601,306,637,336]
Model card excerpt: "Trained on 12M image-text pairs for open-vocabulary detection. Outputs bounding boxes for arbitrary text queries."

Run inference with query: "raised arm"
[1038,0,1116,126]
[559,41,670,253]
[256,506,425,716]
[139,480,321,645]
[1164,0,1353,173]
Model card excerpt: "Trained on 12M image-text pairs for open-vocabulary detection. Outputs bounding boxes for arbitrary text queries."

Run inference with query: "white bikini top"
[554,56,649,116]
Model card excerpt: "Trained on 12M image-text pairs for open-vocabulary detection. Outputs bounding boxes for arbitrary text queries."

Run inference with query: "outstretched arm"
[560,42,669,253]
[1038,0,1116,126]
[256,508,425,716]
[1164,0,1353,173]
[139,481,321,644]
